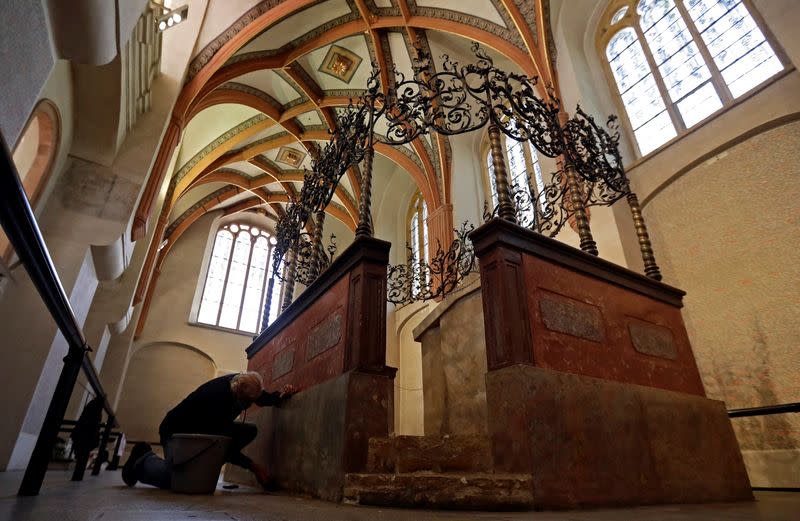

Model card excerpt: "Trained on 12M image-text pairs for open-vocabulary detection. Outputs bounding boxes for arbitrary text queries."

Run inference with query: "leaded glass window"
[601,0,784,155]
[197,223,281,334]
[407,192,429,298]
[486,137,545,226]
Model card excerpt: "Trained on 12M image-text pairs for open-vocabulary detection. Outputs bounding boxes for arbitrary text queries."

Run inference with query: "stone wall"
[643,120,800,487]
[240,238,396,500]
[414,277,488,437]
[487,365,752,508]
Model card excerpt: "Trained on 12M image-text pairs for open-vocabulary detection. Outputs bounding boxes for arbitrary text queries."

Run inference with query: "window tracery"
[197,222,281,334]
[485,134,544,224]
[406,191,429,298]
[599,0,786,155]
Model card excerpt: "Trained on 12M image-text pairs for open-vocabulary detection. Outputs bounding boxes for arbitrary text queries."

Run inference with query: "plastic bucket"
[169,434,231,494]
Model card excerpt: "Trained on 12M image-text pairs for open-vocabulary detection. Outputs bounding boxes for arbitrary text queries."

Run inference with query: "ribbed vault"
[132,0,558,325]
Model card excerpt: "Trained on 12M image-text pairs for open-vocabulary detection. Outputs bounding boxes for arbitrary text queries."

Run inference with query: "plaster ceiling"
[160,0,556,254]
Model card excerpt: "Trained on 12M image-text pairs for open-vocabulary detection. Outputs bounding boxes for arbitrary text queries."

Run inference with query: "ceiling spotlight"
[154,3,188,32]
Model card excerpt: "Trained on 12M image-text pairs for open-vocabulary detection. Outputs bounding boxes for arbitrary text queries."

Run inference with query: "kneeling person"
[122,371,294,489]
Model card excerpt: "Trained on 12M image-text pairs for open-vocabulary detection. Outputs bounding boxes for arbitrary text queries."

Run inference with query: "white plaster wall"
[0,1,54,146]
[133,213,255,373]
[115,343,217,441]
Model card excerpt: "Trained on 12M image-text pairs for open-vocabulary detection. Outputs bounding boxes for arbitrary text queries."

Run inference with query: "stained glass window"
[197,223,280,334]
[487,136,545,226]
[607,27,677,154]
[612,6,629,24]
[407,192,429,298]
[684,0,782,97]
[603,0,783,155]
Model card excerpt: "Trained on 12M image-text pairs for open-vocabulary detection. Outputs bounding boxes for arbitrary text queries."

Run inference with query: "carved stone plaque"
[539,295,604,342]
[628,321,677,360]
[272,347,295,380]
[307,313,343,360]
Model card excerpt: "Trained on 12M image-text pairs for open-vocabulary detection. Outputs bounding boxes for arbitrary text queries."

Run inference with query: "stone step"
[344,472,533,510]
[367,435,493,473]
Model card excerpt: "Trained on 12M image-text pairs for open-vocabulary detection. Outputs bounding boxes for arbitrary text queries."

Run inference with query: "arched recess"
[1,100,60,262]
[116,342,217,442]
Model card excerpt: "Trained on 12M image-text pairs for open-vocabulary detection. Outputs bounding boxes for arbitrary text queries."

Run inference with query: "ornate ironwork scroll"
[381,44,563,157]
[386,221,476,305]
[563,106,661,278]
[270,100,371,282]
[263,44,664,330]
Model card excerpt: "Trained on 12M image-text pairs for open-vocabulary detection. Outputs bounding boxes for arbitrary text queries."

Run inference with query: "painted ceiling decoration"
[132,0,558,308]
[318,44,363,82]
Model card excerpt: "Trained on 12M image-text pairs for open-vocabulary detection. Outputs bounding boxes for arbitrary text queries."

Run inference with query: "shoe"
[121,442,152,487]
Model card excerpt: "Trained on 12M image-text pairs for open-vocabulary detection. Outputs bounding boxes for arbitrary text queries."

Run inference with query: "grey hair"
[230,371,263,400]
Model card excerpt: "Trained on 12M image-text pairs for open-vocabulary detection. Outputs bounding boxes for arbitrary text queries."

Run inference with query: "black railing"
[0,135,120,495]
[728,402,800,493]
[728,402,800,418]
[56,420,124,479]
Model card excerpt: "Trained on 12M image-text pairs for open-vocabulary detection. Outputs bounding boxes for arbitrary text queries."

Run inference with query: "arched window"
[197,223,282,334]
[2,100,60,262]
[601,0,786,155]
[485,135,544,225]
[407,191,429,297]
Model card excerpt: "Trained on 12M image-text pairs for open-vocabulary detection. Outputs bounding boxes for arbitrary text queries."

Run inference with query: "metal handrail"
[728,402,800,418]
[0,135,118,495]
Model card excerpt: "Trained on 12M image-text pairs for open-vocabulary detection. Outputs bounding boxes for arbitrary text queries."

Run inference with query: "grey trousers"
[136,441,172,489]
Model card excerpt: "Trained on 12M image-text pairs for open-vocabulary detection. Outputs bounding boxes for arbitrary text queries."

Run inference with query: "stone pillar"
[241,237,396,500]
[344,237,391,371]
[468,220,533,370]
[425,203,453,257]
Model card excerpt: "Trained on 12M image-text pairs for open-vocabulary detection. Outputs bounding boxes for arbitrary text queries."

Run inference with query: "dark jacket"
[159,374,281,440]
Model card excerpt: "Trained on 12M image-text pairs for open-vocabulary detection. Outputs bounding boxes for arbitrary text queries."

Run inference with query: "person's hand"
[279,384,297,399]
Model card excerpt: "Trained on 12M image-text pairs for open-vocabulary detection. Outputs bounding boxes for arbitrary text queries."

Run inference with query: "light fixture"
[152,2,188,32]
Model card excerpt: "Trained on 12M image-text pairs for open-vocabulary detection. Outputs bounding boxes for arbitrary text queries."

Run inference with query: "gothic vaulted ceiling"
[146,0,557,265]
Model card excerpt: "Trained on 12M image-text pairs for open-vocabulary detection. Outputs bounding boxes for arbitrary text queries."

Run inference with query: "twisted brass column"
[488,124,517,223]
[625,190,662,280]
[355,145,375,238]
[563,159,598,256]
[558,110,597,255]
[312,209,326,278]
[281,250,297,313]
[261,276,275,331]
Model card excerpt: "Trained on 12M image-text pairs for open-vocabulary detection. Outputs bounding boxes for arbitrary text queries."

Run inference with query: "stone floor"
[0,471,798,521]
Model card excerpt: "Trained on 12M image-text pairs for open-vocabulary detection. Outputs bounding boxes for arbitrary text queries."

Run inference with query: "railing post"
[92,416,114,475]
[106,432,125,470]
[625,190,662,280]
[281,250,297,312]
[558,111,598,255]
[355,145,376,238]
[311,209,326,279]
[19,346,87,493]
[261,275,276,332]
[488,124,517,223]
